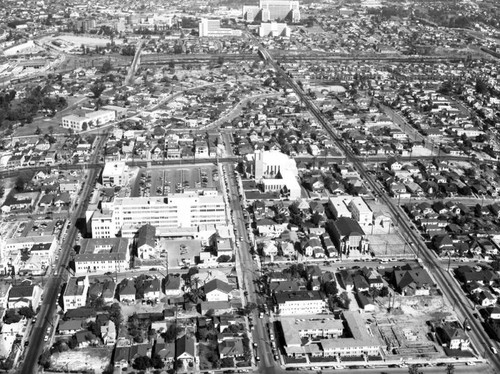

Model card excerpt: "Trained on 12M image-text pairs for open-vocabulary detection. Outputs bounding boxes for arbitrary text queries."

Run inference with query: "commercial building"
[63,276,90,310]
[91,210,113,239]
[91,190,227,238]
[0,236,58,275]
[254,150,301,200]
[102,161,129,187]
[62,110,115,132]
[198,19,242,37]
[75,237,130,274]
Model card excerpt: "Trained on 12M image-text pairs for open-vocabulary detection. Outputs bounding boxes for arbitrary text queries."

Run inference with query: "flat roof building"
[75,237,130,274]
[90,190,227,238]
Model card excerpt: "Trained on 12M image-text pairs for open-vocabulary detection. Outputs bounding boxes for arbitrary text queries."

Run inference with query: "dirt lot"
[368,232,413,257]
[372,295,455,359]
[51,347,113,373]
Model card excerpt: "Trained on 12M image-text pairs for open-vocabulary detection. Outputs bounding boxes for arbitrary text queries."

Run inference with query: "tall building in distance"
[198,18,242,37]
[243,0,300,23]
[259,22,291,37]
[260,0,300,22]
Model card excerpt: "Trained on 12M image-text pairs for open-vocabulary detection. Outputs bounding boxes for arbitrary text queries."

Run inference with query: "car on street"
[491,346,497,354]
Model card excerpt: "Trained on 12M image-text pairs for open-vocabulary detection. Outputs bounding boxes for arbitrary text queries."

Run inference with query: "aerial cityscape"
[0,0,500,373]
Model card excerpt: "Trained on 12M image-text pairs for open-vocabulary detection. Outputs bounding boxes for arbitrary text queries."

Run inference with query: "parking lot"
[136,164,220,197]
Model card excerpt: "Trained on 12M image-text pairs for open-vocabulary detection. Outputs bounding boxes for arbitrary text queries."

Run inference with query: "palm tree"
[446,363,455,374]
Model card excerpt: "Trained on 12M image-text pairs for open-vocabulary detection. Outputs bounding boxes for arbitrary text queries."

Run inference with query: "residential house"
[8,282,42,309]
[392,265,434,296]
[218,339,244,359]
[135,224,156,260]
[204,279,232,302]
[436,322,470,350]
[164,275,183,296]
[118,279,136,303]
[175,334,196,365]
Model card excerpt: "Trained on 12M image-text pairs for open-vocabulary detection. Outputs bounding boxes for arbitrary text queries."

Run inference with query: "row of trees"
[0,86,67,129]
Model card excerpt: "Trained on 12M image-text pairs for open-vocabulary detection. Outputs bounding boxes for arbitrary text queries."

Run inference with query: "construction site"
[370,293,474,360]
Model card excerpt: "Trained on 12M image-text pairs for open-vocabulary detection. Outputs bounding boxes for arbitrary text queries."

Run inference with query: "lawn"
[13,96,86,137]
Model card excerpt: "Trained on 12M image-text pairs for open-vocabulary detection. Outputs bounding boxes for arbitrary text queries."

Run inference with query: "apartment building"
[75,237,130,274]
[274,290,326,315]
[63,276,90,310]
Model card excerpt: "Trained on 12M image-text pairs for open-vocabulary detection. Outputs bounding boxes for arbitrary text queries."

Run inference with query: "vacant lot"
[51,347,113,373]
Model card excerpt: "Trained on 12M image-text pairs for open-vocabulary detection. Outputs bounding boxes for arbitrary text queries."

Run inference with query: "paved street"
[20,134,108,374]
[223,162,277,374]
[258,43,500,374]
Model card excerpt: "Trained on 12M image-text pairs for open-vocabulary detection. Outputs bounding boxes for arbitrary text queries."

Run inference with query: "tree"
[151,354,165,369]
[38,350,51,369]
[311,211,323,226]
[162,324,182,343]
[14,174,28,192]
[217,254,231,262]
[90,82,106,98]
[408,364,423,374]
[220,357,234,368]
[475,79,489,95]
[328,291,351,310]
[132,356,152,370]
[106,303,123,334]
[90,294,105,309]
[100,60,113,74]
[3,309,21,324]
[18,306,35,319]
[87,320,100,336]
[321,280,338,296]
[0,185,4,199]
[35,126,42,135]
[243,302,258,315]
[446,363,455,374]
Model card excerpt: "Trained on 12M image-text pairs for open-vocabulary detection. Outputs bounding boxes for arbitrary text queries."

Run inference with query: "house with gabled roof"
[175,334,195,364]
[135,224,156,260]
[154,335,175,363]
[118,279,136,303]
[353,274,370,292]
[361,267,384,289]
[204,279,232,302]
[392,265,434,296]
[436,321,470,350]
[218,338,244,359]
[143,278,161,301]
[476,290,497,307]
[8,282,42,309]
